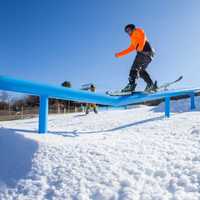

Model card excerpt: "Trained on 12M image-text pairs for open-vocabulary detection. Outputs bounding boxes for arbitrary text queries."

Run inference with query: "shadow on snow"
[0,128,38,187]
[8,115,164,138]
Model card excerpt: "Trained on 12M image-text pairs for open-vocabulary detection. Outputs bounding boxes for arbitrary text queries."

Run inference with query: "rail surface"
[0,75,199,133]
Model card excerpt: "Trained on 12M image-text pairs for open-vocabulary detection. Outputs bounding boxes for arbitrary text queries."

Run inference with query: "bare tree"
[24,95,39,107]
[0,91,9,102]
[0,91,10,111]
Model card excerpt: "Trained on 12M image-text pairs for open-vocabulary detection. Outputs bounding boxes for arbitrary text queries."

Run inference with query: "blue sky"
[0,0,200,93]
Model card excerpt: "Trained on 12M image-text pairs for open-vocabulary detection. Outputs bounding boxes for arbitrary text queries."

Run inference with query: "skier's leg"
[139,69,153,88]
[129,68,138,85]
[92,104,98,114]
[121,54,140,92]
[85,104,90,114]
[137,53,155,90]
[129,53,142,86]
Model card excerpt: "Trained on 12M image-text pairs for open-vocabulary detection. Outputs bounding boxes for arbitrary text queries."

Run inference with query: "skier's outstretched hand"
[115,53,120,58]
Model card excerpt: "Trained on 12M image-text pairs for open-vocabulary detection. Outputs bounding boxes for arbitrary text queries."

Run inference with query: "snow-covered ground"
[0,97,200,200]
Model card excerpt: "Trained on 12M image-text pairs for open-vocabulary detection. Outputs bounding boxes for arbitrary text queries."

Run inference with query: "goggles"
[125,27,133,34]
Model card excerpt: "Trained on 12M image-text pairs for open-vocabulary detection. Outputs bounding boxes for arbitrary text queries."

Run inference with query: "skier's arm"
[115,44,136,58]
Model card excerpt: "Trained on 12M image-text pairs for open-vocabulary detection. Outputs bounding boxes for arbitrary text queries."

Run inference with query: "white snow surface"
[0,97,200,200]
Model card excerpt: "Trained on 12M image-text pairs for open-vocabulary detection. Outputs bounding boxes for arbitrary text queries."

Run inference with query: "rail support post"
[190,93,195,110]
[165,96,170,118]
[39,95,48,134]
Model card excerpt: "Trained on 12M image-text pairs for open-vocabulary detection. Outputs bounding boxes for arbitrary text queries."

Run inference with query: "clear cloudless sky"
[0,0,200,93]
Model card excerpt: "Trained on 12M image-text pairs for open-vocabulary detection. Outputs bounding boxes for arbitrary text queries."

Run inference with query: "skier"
[115,24,156,93]
[85,84,98,115]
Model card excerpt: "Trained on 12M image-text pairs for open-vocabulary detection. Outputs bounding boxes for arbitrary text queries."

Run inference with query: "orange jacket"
[116,28,147,58]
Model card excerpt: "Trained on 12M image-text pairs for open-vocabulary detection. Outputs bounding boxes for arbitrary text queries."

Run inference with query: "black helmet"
[124,24,135,33]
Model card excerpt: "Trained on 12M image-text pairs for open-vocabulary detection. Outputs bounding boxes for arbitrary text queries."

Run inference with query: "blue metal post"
[165,97,170,117]
[39,95,48,134]
[190,93,195,110]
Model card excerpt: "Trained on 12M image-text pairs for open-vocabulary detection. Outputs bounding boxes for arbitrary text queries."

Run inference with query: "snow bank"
[0,97,200,199]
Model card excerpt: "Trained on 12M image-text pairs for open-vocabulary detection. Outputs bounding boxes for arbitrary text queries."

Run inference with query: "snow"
[0,97,200,200]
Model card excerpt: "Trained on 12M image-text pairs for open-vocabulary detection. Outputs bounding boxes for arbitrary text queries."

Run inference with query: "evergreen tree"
[62,81,71,88]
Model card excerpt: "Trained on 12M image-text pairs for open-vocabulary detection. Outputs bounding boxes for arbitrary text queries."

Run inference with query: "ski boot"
[145,81,158,93]
[121,83,136,93]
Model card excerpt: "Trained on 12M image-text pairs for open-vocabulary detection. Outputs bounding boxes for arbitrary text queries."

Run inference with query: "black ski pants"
[129,52,153,87]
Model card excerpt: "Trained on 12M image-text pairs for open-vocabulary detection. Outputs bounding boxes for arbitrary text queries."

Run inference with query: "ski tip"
[179,75,183,80]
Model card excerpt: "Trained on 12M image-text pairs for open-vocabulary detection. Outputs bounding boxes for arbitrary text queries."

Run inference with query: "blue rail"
[0,75,199,133]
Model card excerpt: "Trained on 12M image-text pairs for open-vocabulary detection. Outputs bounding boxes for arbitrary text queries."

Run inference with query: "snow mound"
[0,97,200,199]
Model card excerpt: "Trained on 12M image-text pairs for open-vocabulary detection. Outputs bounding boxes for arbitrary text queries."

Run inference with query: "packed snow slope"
[0,97,200,200]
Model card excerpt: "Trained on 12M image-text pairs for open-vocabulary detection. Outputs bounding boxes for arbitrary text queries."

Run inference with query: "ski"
[157,75,183,91]
[106,90,147,96]
[106,76,183,96]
